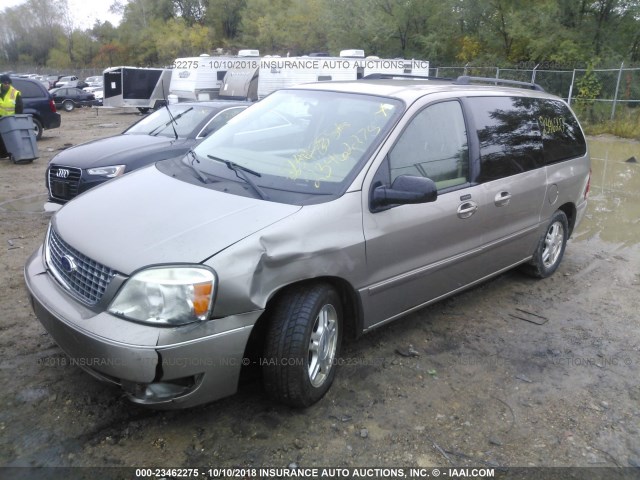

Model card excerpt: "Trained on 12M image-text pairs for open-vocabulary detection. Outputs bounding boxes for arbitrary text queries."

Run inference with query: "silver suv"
[25,76,591,408]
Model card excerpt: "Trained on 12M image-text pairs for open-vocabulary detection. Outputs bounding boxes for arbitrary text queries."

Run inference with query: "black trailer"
[103,66,172,112]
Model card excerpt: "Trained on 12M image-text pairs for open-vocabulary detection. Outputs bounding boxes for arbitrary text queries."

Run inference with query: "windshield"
[125,104,214,138]
[190,89,402,197]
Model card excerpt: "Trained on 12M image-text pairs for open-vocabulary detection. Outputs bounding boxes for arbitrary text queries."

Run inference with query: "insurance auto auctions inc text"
[203,467,495,478]
[260,59,430,70]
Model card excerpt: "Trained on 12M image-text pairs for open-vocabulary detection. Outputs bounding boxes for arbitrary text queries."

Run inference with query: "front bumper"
[24,246,261,409]
[47,173,109,204]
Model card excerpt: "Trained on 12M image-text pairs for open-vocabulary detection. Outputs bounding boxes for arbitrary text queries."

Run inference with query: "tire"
[32,118,43,140]
[263,283,343,407]
[522,210,569,278]
[138,107,150,114]
[62,100,74,112]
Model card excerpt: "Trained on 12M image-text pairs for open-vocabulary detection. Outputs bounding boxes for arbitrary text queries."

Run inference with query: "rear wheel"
[522,210,568,278]
[137,107,150,114]
[62,100,74,112]
[32,118,43,140]
[263,283,342,407]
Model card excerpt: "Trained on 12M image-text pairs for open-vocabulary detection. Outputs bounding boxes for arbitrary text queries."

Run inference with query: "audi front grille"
[48,166,82,201]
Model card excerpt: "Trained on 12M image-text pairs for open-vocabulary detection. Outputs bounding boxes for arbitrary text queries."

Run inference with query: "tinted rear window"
[537,100,587,164]
[469,96,587,182]
[13,79,45,98]
[469,96,544,182]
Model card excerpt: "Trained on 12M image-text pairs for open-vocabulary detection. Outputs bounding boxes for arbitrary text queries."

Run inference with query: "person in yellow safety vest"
[0,74,23,116]
[0,74,24,158]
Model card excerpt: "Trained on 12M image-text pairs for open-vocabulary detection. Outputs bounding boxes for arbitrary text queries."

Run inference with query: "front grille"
[48,166,82,201]
[47,227,116,305]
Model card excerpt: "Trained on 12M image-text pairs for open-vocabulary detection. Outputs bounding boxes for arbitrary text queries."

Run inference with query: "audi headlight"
[86,165,126,178]
[108,266,216,325]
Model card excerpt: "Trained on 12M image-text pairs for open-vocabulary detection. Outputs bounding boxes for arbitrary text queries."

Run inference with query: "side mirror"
[371,175,438,209]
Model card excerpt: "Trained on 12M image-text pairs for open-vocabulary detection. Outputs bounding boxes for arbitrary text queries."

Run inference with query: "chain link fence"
[433,65,640,124]
[5,63,639,125]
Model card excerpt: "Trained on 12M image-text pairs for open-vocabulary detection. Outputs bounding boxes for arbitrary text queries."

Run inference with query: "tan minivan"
[25,76,591,408]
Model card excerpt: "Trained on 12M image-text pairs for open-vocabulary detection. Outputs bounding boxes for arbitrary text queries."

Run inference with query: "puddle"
[572,137,640,247]
[0,193,48,214]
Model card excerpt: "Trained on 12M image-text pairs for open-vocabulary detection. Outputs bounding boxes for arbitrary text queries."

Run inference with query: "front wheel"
[263,283,343,407]
[522,210,569,278]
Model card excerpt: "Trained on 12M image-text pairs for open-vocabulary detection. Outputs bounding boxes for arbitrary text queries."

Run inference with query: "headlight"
[108,266,216,325]
[86,165,126,178]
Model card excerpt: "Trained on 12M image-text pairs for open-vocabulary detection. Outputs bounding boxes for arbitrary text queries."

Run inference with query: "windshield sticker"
[539,116,565,135]
[288,122,383,188]
[376,103,394,117]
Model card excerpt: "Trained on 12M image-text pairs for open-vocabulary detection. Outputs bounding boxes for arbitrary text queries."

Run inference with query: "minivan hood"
[49,134,191,169]
[52,166,301,274]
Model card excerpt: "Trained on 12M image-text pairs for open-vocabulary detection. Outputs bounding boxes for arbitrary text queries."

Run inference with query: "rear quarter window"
[469,96,587,183]
[13,80,44,98]
[536,99,587,164]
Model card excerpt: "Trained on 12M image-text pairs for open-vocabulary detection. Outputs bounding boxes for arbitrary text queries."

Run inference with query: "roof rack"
[361,73,545,92]
[454,75,545,92]
[361,73,452,82]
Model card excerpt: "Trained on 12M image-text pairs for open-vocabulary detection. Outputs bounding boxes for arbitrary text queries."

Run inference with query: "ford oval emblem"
[60,255,78,274]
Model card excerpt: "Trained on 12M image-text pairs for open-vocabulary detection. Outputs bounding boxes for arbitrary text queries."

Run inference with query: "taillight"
[49,99,57,113]
[584,168,591,199]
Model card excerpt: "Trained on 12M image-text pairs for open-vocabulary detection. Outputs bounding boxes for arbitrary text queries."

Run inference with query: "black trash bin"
[0,114,39,163]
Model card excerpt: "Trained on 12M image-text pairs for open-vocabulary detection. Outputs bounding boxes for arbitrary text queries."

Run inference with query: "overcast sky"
[2,0,122,29]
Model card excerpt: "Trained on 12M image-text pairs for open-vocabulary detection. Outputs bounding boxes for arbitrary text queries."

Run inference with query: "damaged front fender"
[207,191,367,319]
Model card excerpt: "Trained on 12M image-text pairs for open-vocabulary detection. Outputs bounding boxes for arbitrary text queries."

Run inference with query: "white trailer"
[218,54,430,101]
[103,66,172,112]
[168,55,260,103]
[258,56,430,99]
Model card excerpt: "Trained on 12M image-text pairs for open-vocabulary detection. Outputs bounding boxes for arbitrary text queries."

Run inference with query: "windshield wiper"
[187,150,211,183]
[149,107,194,137]
[207,155,269,200]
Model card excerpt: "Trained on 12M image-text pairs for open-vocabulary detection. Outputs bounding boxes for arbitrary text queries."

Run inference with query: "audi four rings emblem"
[56,169,70,178]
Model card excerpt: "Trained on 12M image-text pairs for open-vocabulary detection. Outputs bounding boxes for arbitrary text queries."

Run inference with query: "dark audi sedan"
[47,101,251,204]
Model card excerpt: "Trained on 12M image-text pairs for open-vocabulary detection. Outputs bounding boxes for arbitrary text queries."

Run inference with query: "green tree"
[0,0,67,66]
[172,0,207,25]
[152,17,213,61]
[2,0,640,70]
[574,63,603,122]
[239,0,293,53]
[206,0,246,41]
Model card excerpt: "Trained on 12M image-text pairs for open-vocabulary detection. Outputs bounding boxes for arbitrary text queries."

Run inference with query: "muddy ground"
[0,107,639,476]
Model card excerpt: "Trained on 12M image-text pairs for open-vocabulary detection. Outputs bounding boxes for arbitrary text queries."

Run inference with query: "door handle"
[457,201,478,219]
[494,191,512,206]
